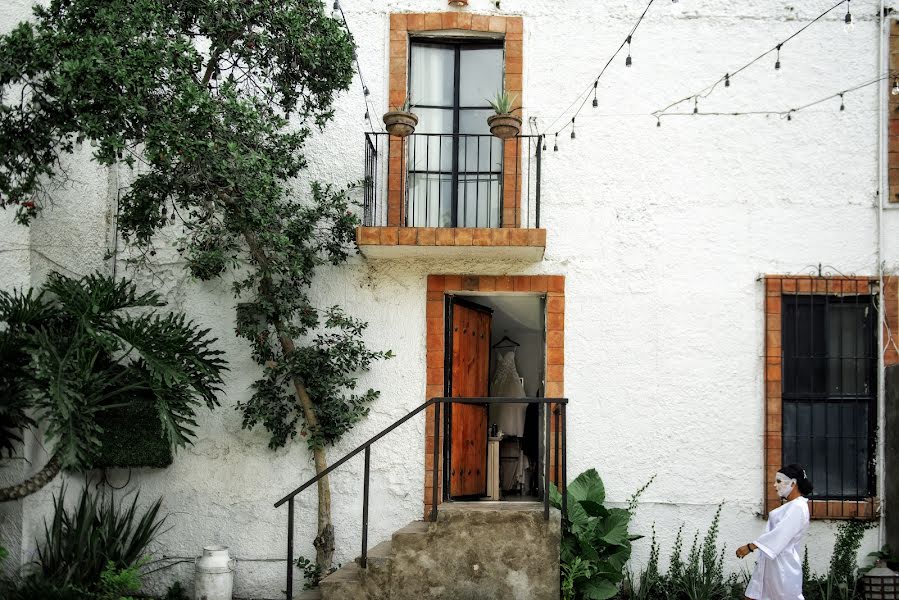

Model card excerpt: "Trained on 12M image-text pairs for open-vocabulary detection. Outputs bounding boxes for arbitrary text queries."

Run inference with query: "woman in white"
[736,464,813,600]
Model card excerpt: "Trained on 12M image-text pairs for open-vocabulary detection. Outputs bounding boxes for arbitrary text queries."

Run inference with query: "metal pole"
[561,402,568,524]
[535,135,542,228]
[286,498,294,599]
[431,400,440,522]
[361,446,370,568]
[543,402,550,521]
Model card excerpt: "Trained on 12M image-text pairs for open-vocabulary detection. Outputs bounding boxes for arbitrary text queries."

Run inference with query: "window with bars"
[781,294,877,500]
[406,39,505,228]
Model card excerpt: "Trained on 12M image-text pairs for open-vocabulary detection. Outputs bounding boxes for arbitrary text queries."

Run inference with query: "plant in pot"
[383,96,418,137]
[486,91,521,139]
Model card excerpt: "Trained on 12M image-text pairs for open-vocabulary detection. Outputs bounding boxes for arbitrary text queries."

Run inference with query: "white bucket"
[194,545,235,600]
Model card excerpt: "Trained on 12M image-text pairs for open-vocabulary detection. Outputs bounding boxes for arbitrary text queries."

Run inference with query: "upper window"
[781,294,877,499]
[407,40,504,228]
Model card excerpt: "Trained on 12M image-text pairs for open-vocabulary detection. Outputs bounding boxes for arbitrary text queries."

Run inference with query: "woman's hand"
[736,544,755,559]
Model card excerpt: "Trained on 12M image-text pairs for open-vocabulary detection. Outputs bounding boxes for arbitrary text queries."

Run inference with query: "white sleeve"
[753,506,804,559]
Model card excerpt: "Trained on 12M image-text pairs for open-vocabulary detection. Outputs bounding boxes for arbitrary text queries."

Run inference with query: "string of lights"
[652,0,852,119]
[331,1,382,131]
[653,73,890,125]
[539,0,662,149]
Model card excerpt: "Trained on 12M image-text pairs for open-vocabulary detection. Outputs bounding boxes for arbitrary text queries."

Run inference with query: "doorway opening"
[444,293,546,502]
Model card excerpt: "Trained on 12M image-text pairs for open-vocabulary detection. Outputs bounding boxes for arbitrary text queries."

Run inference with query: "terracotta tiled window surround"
[763,275,898,519]
[423,274,564,516]
[356,13,546,258]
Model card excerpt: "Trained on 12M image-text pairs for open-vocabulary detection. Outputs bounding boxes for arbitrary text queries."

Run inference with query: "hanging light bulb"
[625,36,633,67]
[364,109,370,120]
[592,81,599,107]
[724,73,730,88]
[844,0,854,33]
[542,139,547,151]
[553,133,559,152]
[570,118,576,139]
[332,1,341,19]
[787,110,793,121]
[656,117,661,127]
[839,94,845,111]
[363,86,370,96]
[892,79,899,96]
[774,44,781,72]
[693,97,698,114]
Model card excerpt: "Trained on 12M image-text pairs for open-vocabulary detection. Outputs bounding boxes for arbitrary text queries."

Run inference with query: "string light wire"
[332,1,382,131]
[652,0,850,119]
[540,0,658,138]
[655,73,891,124]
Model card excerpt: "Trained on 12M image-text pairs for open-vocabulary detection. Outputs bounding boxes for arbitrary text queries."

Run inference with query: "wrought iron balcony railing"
[363,132,543,229]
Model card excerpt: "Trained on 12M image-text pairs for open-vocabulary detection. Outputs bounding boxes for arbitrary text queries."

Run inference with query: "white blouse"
[745,496,810,600]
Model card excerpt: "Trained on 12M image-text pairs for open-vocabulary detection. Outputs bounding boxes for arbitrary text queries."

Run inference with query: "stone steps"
[318,502,559,600]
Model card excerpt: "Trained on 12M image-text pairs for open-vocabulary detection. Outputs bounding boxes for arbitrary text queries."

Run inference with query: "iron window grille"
[781,292,878,500]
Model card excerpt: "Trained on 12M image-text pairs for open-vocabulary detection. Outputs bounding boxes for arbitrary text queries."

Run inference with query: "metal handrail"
[274,396,568,598]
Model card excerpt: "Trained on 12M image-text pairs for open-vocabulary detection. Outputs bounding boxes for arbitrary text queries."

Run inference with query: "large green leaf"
[597,508,631,546]
[582,578,619,600]
[567,468,605,505]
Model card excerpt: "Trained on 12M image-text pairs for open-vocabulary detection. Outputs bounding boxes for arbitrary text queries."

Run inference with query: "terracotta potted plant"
[486,91,521,139]
[382,96,418,137]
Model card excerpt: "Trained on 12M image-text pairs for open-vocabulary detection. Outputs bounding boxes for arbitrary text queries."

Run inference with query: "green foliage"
[551,469,651,600]
[803,520,874,600]
[487,90,518,114]
[0,0,390,460]
[860,545,899,573]
[1,561,143,600]
[0,272,226,471]
[91,400,173,469]
[297,554,338,589]
[622,507,739,600]
[35,485,165,589]
[94,560,143,600]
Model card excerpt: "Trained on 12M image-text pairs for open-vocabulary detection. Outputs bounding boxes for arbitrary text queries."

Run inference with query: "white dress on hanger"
[490,350,527,436]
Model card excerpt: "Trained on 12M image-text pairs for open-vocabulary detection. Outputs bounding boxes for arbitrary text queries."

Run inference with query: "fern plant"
[0,272,227,500]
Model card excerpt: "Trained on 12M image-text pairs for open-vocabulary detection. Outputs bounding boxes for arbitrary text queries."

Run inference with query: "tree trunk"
[0,455,61,502]
[241,229,335,570]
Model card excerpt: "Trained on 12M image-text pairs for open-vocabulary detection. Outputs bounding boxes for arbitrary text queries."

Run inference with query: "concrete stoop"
[319,502,561,600]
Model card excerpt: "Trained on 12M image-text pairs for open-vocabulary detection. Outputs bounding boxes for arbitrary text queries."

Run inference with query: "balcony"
[357,132,546,260]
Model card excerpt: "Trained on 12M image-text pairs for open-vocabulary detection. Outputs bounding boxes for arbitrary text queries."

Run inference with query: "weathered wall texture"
[2,0,898,597]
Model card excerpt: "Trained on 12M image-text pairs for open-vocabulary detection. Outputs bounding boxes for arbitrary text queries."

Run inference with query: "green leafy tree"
[0,272,226,500]
[0,0,391,569]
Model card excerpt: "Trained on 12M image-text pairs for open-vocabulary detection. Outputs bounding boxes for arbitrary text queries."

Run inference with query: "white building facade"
[1,0,898,597]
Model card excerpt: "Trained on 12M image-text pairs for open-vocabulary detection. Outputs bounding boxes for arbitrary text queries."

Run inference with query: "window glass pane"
[457,174,500,228]
[826,303,872,396]
[410,44,454,106]
[459,47,504,106]
[407,173,452,227]
[407,109,453,173]
[783,298,826,395]
[783,401,870,498]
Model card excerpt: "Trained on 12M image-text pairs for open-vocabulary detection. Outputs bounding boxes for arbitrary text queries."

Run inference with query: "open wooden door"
[446,297,492,498]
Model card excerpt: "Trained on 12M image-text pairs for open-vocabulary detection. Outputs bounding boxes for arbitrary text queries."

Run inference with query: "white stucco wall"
[2,0,898,597]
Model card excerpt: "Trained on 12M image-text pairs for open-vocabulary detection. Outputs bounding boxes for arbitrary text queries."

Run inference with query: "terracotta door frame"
[388,13,524,227]
[424,274,564,515]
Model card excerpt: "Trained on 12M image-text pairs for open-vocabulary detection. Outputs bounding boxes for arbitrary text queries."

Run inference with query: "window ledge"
[765,497,880,520]
[356,227,546,260]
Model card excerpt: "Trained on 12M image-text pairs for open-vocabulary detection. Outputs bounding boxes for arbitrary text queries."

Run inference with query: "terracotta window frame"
[388,13,524,228]
[764,275,898,519]
[424,274,564,516]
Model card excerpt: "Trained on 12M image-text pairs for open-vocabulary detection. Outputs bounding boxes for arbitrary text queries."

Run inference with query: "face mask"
[775,473,796,498]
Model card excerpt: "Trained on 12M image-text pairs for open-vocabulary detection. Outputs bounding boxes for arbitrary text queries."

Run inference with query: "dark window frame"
[407,38,505,227]
[781,293,878,500]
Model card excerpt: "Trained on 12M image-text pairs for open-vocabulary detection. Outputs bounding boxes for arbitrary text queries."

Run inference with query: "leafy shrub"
[35,485,166,588]
[551,469,651,600]
[622,505,739,600]
[803,520,873,600]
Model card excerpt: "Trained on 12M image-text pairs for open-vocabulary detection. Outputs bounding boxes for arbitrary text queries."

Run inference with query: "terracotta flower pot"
[383,111,418,137]
[487,113,522,139]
